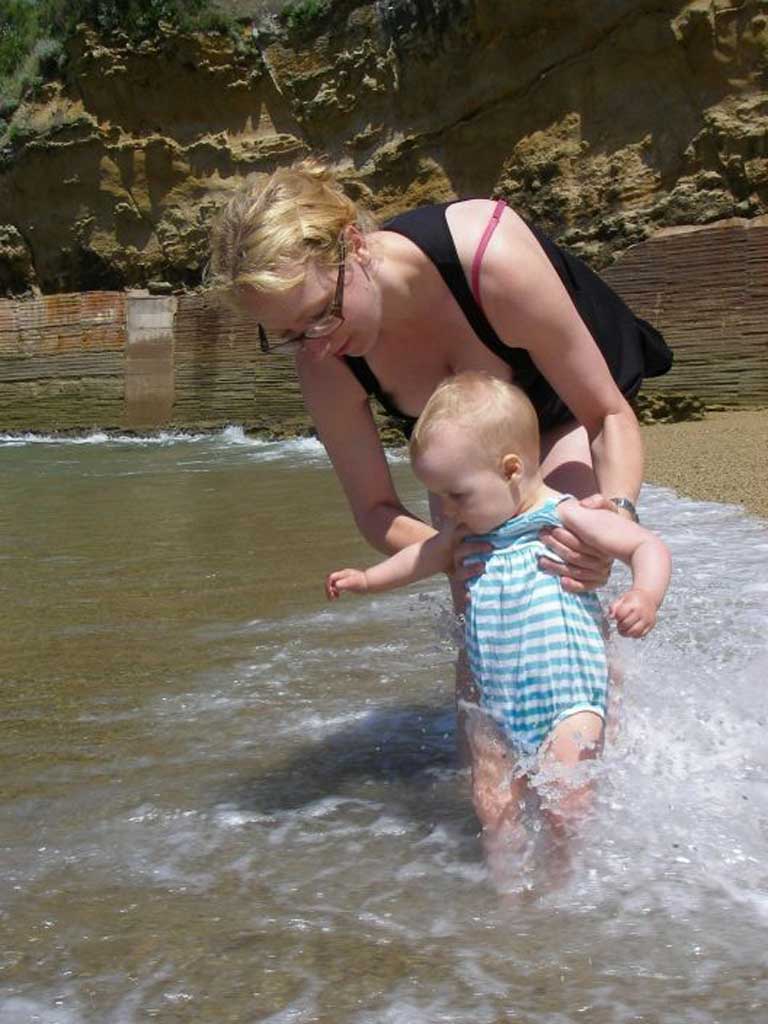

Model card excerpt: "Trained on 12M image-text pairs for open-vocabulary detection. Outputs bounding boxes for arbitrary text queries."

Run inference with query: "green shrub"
[282,0,328,32]
[32,36,65,77]
[0,0,248,114]
[37,0,213,42]
[0,0,40,78]
[0,93,16,119]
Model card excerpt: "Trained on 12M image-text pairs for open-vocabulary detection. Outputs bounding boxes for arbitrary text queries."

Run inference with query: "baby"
[325,371,671,879]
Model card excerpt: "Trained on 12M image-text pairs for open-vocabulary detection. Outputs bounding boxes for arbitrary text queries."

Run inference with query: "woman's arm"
[465,209,644,501]
[297,351,435,554]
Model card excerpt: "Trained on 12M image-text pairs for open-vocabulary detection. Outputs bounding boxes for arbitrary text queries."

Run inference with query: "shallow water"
[1,429,767,1023]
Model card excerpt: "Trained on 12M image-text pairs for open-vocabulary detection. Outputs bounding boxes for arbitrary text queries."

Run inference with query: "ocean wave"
[0,424,409,468]
[0,429,208,447]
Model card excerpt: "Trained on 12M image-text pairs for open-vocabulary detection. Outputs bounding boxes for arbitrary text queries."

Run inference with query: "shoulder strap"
[471,198,507,306]
[344,354,380,397]
[382,203,518,365]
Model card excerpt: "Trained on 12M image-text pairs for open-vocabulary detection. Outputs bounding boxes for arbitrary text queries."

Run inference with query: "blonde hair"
[206,158,375,302]
[410,371,540,468]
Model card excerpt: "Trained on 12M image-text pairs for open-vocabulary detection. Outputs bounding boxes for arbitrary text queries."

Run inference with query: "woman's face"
[241,240,382,363]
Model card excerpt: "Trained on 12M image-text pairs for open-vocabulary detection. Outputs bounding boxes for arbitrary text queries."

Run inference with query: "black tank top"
[344,201,672,436]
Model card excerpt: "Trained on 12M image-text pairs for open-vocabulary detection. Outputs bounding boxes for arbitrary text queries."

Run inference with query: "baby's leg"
[530,711,604,886]
[537,710,604,839]
[464,709,523,828]
[463,708,530,888]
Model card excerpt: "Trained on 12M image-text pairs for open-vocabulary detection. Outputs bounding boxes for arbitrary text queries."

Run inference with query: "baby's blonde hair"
[206,159,375,301]
[410,371,540,469]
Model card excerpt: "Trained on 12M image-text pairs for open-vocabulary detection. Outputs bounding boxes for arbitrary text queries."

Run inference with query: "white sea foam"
[0,430,112,445]
[281,709,375,736]
[0,996,83,1024]
[0,425,312,452]
[0,429,208,446]
[0,425,412,475]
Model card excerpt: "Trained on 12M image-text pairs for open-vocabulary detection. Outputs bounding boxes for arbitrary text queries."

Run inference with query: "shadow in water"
[229,701,477,834]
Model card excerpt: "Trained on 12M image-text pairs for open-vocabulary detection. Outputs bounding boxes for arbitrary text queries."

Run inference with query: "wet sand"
[642,409,767,520]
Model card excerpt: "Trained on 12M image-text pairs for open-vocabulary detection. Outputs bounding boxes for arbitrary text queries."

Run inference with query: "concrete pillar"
[124,291,176,429]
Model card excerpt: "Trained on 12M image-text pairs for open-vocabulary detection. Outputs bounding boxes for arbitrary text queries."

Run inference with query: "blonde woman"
[207,159,672,743]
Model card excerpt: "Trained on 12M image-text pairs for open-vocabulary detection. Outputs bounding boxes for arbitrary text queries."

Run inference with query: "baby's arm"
[557,501,672,638]
[326,522,457,600]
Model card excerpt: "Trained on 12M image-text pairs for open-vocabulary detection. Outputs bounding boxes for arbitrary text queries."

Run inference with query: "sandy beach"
[642,409,767,520]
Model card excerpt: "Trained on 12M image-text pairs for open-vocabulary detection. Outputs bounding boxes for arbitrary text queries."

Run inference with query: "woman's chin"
[333,337,354,359]
[333,334,372,360]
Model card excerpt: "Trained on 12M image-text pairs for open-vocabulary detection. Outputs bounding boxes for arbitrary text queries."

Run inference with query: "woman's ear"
[501,452,523,482]
[344,224,371,266]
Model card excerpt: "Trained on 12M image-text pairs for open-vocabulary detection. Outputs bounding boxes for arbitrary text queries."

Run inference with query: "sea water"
[1,430,766,1023]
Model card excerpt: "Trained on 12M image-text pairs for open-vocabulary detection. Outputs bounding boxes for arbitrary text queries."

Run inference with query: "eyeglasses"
[258,239,347,355]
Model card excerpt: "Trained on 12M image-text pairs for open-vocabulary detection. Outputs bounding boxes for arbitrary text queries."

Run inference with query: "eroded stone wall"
[1,219,766,434]
[0,290,306,433]
[602,215,768,408]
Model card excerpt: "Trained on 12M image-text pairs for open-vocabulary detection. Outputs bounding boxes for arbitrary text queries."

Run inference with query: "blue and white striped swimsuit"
[465,496,608,753]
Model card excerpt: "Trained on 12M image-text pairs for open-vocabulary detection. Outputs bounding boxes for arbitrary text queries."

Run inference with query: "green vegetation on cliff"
[281,0,328,31]
[0,0,252,120]
[1,0,60,116]
[0,0,331,124]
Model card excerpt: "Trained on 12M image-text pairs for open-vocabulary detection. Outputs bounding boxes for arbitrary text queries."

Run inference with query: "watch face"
[612,498,639,522]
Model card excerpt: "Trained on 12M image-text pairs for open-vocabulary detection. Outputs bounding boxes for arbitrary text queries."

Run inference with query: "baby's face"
[413,424,519,534]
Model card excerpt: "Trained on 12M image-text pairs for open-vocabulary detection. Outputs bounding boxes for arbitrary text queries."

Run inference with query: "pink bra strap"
[471,198,507,307]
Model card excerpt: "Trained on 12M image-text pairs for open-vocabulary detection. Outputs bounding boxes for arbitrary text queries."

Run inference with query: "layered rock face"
[1,0,767,295]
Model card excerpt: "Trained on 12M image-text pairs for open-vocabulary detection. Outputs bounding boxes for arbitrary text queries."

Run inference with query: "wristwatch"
[611,497,639,523]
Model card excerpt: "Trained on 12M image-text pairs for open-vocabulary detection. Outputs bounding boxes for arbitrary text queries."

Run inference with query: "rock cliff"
[1,0,767,296]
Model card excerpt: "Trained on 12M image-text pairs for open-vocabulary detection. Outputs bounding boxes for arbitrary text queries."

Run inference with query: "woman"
[206,159,672,785]
[208,159,670,569]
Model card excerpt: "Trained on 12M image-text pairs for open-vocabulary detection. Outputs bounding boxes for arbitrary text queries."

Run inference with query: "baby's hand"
[325,568,368,600]
[609,588,658,638]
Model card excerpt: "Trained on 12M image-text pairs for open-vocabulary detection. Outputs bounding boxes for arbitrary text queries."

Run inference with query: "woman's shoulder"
[379,199,540,262]
[444,198,508,235]
[381,199,510,237]
[445,199,543,270]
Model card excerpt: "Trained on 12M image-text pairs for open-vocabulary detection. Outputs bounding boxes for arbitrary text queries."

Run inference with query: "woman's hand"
[448,527,493,606]
[538,493,617,593]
